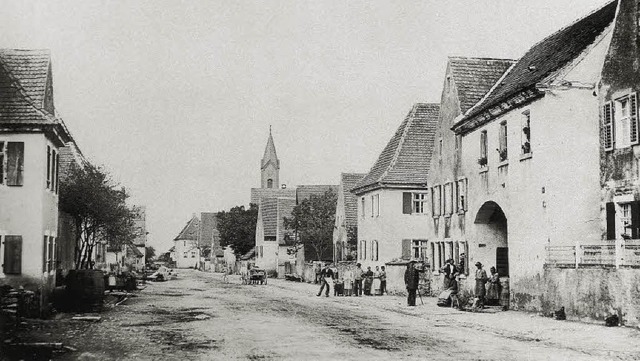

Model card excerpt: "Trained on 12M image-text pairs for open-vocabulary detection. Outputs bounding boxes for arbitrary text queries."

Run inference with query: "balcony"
[545,239,640,269]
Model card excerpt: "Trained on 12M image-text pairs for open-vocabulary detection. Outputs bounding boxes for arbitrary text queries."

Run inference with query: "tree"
[59,162,138,269]
[216,204,258,257]
[284,189,337,261]
[145,246,156,262]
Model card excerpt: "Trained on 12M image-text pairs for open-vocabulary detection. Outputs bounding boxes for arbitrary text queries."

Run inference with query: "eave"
[351,181,429,196]
[0,123,70,147]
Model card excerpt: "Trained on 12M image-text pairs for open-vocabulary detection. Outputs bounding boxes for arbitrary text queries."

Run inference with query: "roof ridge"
[449,56,517,62]
[462,61,518,118]
[379,105,418,182]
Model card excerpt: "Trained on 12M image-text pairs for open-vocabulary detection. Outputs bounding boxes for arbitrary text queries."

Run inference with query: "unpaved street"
[7,270,640,360]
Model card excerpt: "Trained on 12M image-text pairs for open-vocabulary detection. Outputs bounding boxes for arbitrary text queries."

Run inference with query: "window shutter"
[606,202,616,240]
[49,237,56,270]
[3,235,22,275]
[631,93,638,145]
[632,201,640,239]
[6,142,24,186]
[0,142,4,184]
[46,146,51,188]
[402,192,412,214]
[55,153,60,193]
[43,235,48,272]
[401,239,411,260]
[604,102,614,151]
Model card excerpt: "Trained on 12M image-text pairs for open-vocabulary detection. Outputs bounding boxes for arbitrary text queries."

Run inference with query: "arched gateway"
[474,201,509,306]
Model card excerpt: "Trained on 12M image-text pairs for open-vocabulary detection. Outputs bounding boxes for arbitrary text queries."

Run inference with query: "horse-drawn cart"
[243,267,267,285]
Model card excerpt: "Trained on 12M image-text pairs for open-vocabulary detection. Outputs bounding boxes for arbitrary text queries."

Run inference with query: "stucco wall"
[0,133,59,287]
[357,189,430,277]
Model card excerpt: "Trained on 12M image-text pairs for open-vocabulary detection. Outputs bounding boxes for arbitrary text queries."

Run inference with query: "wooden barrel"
[66,269,105,312]
[500,278,510,309]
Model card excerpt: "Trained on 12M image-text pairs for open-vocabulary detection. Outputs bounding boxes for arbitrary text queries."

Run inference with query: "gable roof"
[448,57,516,113]
[352,103,440,194]
[198,212,218,245]
[0,49,51,109]
[0,48,71,144]
[340,173,367,227]
[296,185,339,204]
[259,198,279,237]
[174,215,200,241]
[458,1,618,129]
[276,198,297,245]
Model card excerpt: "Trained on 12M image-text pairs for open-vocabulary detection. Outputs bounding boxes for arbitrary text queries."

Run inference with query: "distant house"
[173,215,200,269]
[0,49,73,305]
[333,173,366,262]
[351,103,439,272]
[198,212,221,270]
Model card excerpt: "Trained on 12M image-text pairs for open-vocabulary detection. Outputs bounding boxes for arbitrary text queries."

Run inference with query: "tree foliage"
[145,246,156,262]
[59,162,138,269]
[284,190,337,261]
[216,204,258,257]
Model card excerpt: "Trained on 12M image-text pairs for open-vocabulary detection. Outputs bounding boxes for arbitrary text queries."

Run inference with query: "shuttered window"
[456,178,468,212]
[360,240,367,260]
[6,142,24,186]
[3,235,22,275]
[51,149,57,192]
[46,146,51,189]
[0,142,4,184]
[402,192,412,214]
[55,153,59,193]
[43,235,48,272]
[480,130,488,159]
[401,239,411,260]
[603,102,614,151]
[631,93,638,145]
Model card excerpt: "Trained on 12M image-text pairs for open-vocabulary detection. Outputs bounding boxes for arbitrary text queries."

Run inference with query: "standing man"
[474,262,488,309]
[443,259,458,290]
[379,266,387,295]
[316,263,334,297]
[404,261,421,306]
[354,263,364,297]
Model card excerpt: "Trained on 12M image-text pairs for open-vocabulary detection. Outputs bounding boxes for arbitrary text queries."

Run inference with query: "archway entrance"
[474,201,509,306]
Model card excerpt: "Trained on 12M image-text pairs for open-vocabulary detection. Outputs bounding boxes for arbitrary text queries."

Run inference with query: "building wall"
[174,239,199,269]
[333,182,348,262]
[261,162,279,189]
[0,132,59,290]
[457,49,606,309]
[356,189,430,272]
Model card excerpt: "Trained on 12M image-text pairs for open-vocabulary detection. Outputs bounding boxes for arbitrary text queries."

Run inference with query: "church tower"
[261,127,280,189]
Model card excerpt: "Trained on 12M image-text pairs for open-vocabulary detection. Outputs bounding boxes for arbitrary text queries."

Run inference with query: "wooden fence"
[546,239,640,268]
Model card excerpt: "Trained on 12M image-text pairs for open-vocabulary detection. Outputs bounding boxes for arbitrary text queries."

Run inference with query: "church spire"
[261,127,280,188]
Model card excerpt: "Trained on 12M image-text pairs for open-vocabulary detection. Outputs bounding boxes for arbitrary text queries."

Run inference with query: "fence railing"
[546,239,640,269]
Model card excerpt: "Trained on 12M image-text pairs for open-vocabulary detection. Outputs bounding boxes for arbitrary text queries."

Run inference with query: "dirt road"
[4,269,640,360]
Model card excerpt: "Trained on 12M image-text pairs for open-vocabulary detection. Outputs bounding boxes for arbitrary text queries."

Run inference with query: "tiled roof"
[174,215,200,241]
[260,198,279,237]
[340,173,367,228]
[250,188,296,205]
[449,57,516,113]
[0,49,51,110]
[198,212,218,245]
[240,248,255,260]
[460,1,617,124]
[353,103,440,194]
[58,141,85,182]
[277,198,296,245]
[296,185,339,204]
[126,241,143,257]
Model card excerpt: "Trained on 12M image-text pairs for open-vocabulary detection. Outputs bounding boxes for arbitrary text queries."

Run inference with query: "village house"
[425,56,515,292]
[0,49,73,306]
[332,172,366,262]
[173,215,200,269]
[351,103,439,291]
[430,0,640,324]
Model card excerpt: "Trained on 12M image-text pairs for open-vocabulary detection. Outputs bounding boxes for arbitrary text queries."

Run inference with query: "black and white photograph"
[1,0,640,360]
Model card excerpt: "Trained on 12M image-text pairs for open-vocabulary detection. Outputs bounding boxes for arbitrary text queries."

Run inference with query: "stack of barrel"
[65,269,105,312]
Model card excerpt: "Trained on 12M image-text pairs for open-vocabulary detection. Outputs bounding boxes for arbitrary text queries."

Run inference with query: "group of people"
[316,263,387,297]
[439,258,502,309]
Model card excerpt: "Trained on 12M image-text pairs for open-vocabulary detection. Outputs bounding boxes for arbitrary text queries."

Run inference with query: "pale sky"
[0,0,610,252]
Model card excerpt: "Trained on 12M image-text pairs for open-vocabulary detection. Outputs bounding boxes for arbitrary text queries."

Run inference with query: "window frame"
[412,192,427,214]
[521,110,531,155]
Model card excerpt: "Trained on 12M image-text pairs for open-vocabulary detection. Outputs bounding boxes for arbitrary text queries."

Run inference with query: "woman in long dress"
[486,266,501,306]
[474,262,488,309]
[343,268,353,296]
[372,266,381,295]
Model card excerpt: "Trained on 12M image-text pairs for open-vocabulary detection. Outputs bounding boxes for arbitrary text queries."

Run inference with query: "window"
[4,142,24,186]
[455,134,462,151]
[412,240,428,260]
[371,194,379,217]
[191,251,196,258]
[456,179,468,213]
[360,240,367,260]
[0,142,4,184]
[46,146,51,188]
[604,93,638,151]
[443,183,453,215]
[267,179,273,188]
[183,252,188,258]
[521,111,531,154]
[371,240,378,261]
[621,203,632,237]
[3,236,22,275]
[439,137,443,155]
[607,201,640,240]
[498,121,508,161]
[431,186,442,216]
[430,240,468,275]
[479,131,488,167]
[361,197,365,219]
[412,193,427,214]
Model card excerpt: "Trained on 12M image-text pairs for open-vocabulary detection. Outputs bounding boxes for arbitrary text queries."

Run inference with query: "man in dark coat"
[404,261,421,306]
[317,264,334,297]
